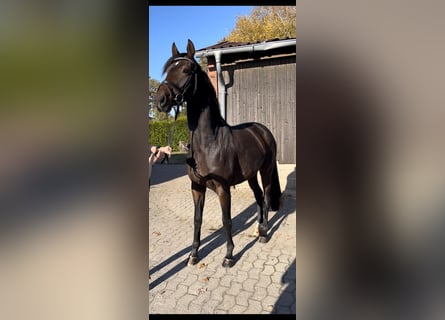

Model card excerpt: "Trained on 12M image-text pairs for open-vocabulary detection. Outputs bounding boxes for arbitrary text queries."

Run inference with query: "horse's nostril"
[159,95,166,107]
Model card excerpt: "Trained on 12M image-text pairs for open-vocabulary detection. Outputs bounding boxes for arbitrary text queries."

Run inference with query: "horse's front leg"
[188,182,206,266]
[216,184,234,268]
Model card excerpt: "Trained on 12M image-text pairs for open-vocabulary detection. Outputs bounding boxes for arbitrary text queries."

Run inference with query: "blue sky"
[148,6,254,81]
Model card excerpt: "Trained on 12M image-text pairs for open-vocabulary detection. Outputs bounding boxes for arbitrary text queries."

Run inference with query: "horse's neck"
[187,84,226,135]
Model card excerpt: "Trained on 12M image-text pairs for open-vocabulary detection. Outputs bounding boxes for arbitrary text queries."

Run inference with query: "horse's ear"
[172,42,180,56]
[186,39,195,58]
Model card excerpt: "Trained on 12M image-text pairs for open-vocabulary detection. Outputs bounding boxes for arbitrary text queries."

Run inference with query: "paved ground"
[148,162,296,314]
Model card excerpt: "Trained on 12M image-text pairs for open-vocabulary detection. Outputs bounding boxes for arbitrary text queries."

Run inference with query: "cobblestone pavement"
[148,163,296,314]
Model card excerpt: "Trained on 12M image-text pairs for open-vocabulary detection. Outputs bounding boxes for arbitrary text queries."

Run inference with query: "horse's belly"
[186,165,240,190]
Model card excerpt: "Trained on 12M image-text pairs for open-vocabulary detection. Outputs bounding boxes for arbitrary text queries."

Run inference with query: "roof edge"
[195,38,296,58]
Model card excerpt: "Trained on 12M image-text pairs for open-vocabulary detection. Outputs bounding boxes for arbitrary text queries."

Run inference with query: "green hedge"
[148,116,189,152]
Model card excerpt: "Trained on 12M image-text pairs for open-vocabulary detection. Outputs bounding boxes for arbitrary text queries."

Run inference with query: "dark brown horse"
[156,39,281,267]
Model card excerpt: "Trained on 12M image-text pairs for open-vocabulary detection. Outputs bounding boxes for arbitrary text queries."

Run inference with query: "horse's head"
[156,39,199,113]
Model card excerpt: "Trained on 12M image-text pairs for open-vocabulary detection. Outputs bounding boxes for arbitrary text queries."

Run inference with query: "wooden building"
[195,38,296,164]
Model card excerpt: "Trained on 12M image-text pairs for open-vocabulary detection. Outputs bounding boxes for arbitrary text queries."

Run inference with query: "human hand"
[150,145,158,154]
[160,146,172,156]
[154,146,171,161]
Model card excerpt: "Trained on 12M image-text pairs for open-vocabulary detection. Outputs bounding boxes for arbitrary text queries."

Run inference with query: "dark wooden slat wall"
[222,56,296,164]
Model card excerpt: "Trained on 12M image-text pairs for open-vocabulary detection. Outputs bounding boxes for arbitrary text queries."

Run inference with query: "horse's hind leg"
[259,167,275,243]
[188,182,206,266]
[248,176,268,243]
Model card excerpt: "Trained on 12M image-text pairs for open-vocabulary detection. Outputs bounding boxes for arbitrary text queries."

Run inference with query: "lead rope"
[167,103,181,149]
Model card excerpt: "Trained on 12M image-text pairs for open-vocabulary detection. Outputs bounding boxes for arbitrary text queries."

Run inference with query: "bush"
[148,115,189,152]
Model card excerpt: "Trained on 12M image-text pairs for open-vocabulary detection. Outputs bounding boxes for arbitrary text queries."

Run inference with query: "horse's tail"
[270,161,281,211]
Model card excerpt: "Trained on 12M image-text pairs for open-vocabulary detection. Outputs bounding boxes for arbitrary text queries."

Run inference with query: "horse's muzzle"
[155,84,173,113]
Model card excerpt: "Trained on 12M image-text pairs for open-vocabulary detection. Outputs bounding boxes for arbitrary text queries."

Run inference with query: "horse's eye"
[183,68,190,74]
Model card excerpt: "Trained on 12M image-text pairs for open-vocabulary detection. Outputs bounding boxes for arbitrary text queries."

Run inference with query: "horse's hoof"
[259,236,268,243]
[187,256,199,266]
[222,258,234,268]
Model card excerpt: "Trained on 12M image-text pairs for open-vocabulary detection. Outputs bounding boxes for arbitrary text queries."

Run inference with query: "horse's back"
[231,121,277,153]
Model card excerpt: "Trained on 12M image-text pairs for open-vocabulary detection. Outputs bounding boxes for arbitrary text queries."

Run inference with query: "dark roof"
[196,37,295,51]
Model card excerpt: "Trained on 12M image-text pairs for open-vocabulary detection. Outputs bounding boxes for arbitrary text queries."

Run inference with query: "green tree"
[224,6,296,42]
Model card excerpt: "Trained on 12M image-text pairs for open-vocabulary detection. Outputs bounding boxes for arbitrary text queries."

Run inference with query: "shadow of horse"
[272,258,296,314]
[149,201,258,290]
